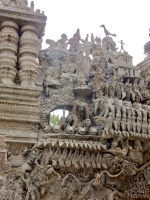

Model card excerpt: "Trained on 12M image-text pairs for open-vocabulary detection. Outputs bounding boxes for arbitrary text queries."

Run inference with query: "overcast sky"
[32,0,150,65]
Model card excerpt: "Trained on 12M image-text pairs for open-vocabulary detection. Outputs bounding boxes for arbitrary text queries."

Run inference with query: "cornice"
[0,107,40,116]
[0,114,39,123]
[0,101,39,108]
[0,6,47,37]
[0,84,42,98]
[0,6,47,24]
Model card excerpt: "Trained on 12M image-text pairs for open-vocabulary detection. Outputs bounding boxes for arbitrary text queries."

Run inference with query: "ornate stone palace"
[0,1,150,200]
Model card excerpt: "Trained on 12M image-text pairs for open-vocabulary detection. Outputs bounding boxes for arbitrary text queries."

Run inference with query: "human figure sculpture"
[142,105,148,120]
[141,105,148,134]
[118,40,125,53]
[57,34,68,49]
[133,103,142,134]
[107,112,113,132]
[134,88,143,103]
[122,101,132,133]
[91,33,102,57]
[133,81,143,103]
[108,84,115,98]
[78,119,91,135]
[71,101,90,135]
[142,117,148,135]
[114,99,121,119]
[68,29,82,54]
[46,33,68,49]
[124,80,132,101]
[133,140,142,151]
[116,82,122,99]
[94,97,114,119]
[131,107,136,133]
[113,116,121,133]
[121,101,127,120]
[121,117,127,134]
[126,118,132,132]
[94,67,104,98]
[93,98,104,116]
[76,68,86,87]
[81,34,92,57]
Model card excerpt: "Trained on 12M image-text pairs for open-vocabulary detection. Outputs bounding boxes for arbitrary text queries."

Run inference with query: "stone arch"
[40,102,73,128]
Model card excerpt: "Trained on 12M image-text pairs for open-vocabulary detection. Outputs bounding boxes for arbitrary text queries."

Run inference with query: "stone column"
[18,25,39,86]
[130,69,133,77]
[0,21,19,85]
[0,150,11,173]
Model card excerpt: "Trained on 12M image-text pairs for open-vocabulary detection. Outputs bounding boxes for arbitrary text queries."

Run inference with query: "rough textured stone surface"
[0,2,150,200]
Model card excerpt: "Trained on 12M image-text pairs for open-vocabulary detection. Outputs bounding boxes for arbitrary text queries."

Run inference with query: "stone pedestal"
[0,84,42,137]
[0,21,19,85]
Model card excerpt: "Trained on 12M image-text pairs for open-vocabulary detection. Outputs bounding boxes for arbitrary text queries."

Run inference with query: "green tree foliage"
[50,113,59,125]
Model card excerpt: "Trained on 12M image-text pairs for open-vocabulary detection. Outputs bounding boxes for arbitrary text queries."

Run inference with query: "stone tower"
[0,1,47,167]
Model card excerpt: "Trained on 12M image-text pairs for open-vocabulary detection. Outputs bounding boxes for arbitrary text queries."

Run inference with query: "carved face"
[93,174,105,190]
[132,102,139,109]
[101,97,108,105]
[89,127,98,135]
[142,104,148,109]
[53,125,60,133]
[61,34,68,42]
[66,125,74,134]
[114,99,119,106]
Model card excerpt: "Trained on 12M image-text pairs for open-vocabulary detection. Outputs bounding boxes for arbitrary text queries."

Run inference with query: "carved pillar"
[0,21,19,85]
[0,150,11,173]
[18,25,39,86]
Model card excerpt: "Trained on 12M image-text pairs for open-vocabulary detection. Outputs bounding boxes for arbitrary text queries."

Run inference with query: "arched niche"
[49,105,72,126]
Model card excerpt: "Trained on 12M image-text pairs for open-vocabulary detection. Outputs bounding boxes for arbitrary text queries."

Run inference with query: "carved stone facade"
[0,0,46,167]
[0,2,150,200]
[137,41,150,90]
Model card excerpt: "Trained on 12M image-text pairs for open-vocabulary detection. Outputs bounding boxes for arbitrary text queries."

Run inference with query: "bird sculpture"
[100,25,116,37]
